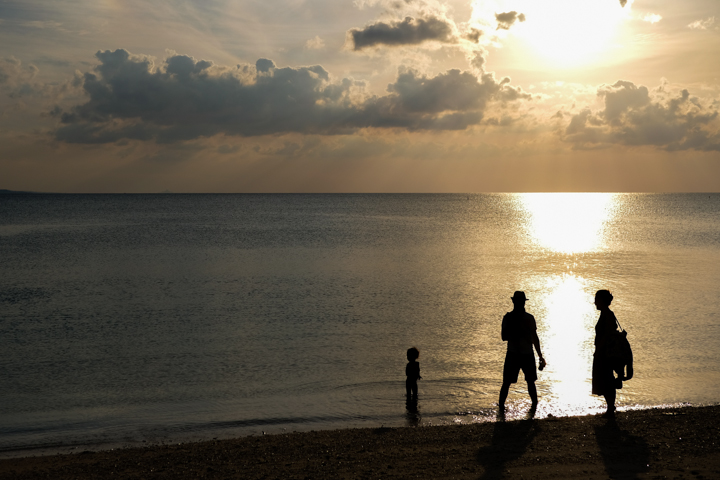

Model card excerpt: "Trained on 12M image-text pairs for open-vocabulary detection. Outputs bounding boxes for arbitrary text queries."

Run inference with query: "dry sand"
[1,405,718,479]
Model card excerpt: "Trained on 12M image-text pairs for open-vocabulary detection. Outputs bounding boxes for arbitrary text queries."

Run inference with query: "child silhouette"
[406,347,422,398]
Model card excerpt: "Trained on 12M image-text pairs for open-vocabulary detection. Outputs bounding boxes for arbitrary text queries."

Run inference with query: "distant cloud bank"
[53,49,530,144]
[50,50,720,153]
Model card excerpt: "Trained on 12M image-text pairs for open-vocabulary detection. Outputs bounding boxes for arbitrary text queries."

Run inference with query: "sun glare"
[540,275,600,413]
[473,0,631,68]
[519,193,617,254]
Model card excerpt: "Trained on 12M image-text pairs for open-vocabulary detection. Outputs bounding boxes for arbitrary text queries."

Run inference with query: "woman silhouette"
[592,289,620,418]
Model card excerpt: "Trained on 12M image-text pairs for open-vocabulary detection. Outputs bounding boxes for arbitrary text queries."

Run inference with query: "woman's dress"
[592,310,618,396]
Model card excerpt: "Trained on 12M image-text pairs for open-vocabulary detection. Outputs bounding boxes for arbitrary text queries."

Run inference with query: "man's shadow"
[595,418,650,479]
[476,415,538,479]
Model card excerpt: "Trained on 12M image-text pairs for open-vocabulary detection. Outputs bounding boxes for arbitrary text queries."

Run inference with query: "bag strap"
[615,317,624,333]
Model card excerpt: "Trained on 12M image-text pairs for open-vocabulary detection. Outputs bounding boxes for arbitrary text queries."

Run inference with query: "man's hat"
[511,291,527,301]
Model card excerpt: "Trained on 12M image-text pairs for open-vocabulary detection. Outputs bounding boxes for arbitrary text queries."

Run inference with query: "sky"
[1,0,719,193]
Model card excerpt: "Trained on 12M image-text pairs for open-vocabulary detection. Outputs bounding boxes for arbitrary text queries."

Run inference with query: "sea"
[1,193,719,456]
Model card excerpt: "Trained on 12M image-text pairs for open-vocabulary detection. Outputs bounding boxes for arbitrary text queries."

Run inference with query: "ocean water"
[1,193,719,454]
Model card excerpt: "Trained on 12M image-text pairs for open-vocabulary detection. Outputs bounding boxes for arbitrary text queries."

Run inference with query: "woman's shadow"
[595,418,650,478]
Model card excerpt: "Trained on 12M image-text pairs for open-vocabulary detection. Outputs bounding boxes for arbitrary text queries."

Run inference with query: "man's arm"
[529,314,545,363]
[532,331,543,360]
[501,313,509,341]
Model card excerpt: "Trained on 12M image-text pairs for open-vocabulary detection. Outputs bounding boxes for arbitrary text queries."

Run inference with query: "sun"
[472,0,632,68]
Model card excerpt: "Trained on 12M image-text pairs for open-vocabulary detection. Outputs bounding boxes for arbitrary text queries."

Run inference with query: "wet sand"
[1,405,718,479]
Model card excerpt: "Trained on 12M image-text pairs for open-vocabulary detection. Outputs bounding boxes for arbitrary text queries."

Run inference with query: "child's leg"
[406,378,412,397]
[411,381,418,397]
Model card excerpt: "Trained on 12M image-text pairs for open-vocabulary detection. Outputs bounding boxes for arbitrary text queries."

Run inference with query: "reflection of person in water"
[405,347,422,398]
[498,291,545,412]
[592,289,620,418]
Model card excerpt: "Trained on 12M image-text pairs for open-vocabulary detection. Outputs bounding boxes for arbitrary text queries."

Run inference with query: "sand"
[1,405,719,479]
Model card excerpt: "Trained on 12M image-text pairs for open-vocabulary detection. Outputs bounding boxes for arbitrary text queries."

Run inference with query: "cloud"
[305,35,326,50]
[20,20,64,30]
[32,55,75,68]
[375,67,527,119]
[347,15,456,50]
[619,0,628,7]
[464,27,483,43]
[641,14,662,24]
[255,58,275,73]
[563,81,720,151]
[0,57,38,87]
[217,144,241,155]
[467,49,487,73]
[52,49,532,143]
[55,50,356,142]
[0,56,78,101]
[600,81,651,122]
[495,11,525,31]
[688,17,716,30]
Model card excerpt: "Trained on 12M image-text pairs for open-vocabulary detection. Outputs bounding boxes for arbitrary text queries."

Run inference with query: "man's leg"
[500,352,519,410]
[520,352,539,406]
[499,382,510,408]
[527,381,538,406]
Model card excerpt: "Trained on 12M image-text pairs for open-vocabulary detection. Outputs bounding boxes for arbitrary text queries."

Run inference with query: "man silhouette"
[498,291,546,412]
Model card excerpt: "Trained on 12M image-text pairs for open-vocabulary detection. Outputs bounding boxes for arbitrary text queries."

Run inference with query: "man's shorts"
[503,351,537,384]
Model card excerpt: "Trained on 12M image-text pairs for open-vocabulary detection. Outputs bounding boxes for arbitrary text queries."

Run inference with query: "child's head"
[407,347,419,362]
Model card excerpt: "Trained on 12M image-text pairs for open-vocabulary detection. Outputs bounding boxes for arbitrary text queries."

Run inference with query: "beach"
[1,405,718,479]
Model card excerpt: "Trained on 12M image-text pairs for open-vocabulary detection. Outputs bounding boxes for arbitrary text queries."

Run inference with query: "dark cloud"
[387,69,499,113]
[495,11,525,30]
[357,68,527,131]
[564,80,720,151]
[255,58,275,73]
[55,49,354,142]
[52,49,532,143]
[600,81,650,122]
[465,28,483,43]
[619,0,627,7]
[348,15,456,50]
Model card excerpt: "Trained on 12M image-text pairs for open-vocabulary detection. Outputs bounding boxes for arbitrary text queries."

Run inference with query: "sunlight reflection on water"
[519,193,618,254]
[508,193,621,417]
[539,274,600,414]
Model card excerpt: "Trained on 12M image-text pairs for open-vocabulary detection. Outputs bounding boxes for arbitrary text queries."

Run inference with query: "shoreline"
[1,405,719,479]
